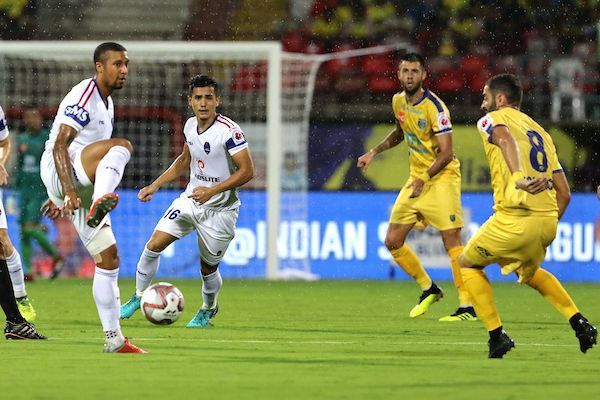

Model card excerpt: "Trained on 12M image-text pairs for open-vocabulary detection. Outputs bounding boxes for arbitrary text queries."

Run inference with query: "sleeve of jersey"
[54,88,93,133]
[0,108,8,140]
[477,114,497,143]
[431,103,452,135]
[226,127,249,155]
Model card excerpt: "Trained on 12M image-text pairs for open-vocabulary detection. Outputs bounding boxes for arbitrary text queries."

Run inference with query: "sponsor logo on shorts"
[475,245,493,258]
[449,214,456,222]
[217,251,222,256]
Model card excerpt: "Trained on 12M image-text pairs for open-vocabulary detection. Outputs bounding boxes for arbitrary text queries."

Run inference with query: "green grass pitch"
[1,279,598,399]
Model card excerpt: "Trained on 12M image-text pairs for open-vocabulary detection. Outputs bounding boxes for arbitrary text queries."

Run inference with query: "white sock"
[92,267,123,342]
[6,250,26,298]
[201,270,222,309]
[93,146,131,201]
[135,247,161,296]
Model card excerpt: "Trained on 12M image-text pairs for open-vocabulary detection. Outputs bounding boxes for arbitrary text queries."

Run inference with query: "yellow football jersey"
[476,107,562,216]
[392,89,460,180]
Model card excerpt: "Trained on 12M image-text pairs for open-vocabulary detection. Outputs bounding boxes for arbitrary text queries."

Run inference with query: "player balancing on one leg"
[40,42,145,353]
[357,53,476,321]
[120,75,254,327]
[460,73,597,358]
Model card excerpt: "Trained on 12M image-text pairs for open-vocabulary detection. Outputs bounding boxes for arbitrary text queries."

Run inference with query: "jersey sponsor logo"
[64,105,90,126]
[197,159,205,175]
[418,118,427,129]
[397,110,405,123]
[204,142,211,154]
[437,112,451,129]
[193,174,220,183]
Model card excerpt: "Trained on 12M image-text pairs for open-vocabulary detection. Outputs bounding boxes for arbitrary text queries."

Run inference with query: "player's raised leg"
[386,223,443,318]
[439,228,476,322]
[79,138,133,228]
[120,230,178,319]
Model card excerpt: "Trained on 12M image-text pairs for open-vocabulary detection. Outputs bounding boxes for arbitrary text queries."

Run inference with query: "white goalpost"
[0,41,407,280]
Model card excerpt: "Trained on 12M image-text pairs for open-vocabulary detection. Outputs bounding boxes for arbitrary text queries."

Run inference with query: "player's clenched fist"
[138,185,157,202]
[188,186,215,204]
[357,150,376,171]
[61,191,81,215]
[40,198,61,219]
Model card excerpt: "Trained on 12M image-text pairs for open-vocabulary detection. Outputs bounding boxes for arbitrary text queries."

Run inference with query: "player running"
[40,42,145,353]
[357,53,476,321]
[460,73,597,358]
[120,75,254,327]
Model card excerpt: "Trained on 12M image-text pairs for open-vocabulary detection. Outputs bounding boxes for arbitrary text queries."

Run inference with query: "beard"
[403,81,422,96]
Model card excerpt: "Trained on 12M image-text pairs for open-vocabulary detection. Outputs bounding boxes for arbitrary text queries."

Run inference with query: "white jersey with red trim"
[46,78,114,160]
[182,114,249,209]
[0,105,9,140]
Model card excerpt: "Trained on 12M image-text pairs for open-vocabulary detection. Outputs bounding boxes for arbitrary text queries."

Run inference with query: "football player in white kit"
[39,43,145,352]
[0,105,45,339]
[120,75,254,327]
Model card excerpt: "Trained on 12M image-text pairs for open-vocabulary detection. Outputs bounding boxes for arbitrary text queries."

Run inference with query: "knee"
[384,236,404,251]
[114,138,133,154]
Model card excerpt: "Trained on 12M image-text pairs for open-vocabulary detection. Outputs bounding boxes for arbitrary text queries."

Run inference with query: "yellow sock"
[526,268,579,319]
[390,245,431,290]
[448,246,470,306]
[461,267,502,331]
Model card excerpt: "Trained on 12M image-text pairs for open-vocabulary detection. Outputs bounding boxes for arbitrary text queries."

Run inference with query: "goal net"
[0,41,402,280]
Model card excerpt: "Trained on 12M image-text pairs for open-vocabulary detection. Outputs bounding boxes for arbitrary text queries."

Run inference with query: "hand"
[188,186,214,204]
[61,190,81,215]
[138,185,158,202]
[409,178,425,198]
[0,164,8,186]
[597,185,600,200]
[357,150,376,172]
[40,199,61,220]
[515,177,549,194]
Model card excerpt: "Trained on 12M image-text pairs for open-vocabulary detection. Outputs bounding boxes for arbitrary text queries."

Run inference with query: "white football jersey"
[46,78,114,160]
[182,114,249,209]
[0,105,9,140]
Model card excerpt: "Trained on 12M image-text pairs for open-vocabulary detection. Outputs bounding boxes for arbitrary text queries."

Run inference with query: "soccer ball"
[140,282,184,325]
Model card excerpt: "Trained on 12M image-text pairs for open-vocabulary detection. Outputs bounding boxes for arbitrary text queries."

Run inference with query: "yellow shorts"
[462,212,558,282]
[389,176,463,231]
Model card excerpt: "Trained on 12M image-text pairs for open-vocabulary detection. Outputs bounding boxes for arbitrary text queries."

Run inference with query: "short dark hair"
[94,42,127,64]
[189,75,219,95]
[400,52,426,69]
[487,74,523,106]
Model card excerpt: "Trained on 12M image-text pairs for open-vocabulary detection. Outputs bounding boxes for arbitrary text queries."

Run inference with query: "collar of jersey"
[411,88,429,107]
[196,113,219,135]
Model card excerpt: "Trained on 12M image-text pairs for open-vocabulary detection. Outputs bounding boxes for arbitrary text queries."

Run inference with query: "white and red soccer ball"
[140,282,184,325]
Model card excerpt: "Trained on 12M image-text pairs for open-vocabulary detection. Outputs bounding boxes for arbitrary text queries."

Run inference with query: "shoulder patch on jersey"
[478,115,494,131]
[64,104,90,127]
[437,112,451,130]
[231,128,246,145]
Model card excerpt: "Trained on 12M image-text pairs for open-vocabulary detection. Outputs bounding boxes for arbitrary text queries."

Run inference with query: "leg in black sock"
[0,259,25,323]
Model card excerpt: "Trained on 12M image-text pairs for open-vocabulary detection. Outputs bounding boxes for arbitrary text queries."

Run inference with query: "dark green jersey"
[15,128,49,192]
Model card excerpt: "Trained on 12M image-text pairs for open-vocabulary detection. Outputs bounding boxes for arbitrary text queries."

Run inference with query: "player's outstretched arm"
[138,144,191,202]
[357,121,404,172]
[188,147,254,204]
[0,138,10,186]
[552,170,571,219]
[53,124,81,214]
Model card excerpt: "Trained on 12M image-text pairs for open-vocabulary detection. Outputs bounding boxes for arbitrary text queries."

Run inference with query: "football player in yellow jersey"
[460,73,597,358]
[358,53,476,321]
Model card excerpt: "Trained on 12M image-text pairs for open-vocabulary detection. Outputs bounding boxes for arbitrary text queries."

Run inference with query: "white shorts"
[40,149,112,254]
[154,195,239,265]
[0,192,6,229]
